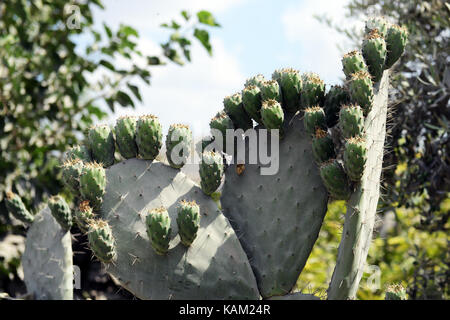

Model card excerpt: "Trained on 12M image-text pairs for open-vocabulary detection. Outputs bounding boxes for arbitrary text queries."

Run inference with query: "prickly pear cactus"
[21,207,73,300]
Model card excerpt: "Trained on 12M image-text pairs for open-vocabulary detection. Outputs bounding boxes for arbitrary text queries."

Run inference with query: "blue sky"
[91,0,363,137]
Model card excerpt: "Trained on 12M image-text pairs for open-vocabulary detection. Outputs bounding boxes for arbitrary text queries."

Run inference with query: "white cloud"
[281,0,363,84]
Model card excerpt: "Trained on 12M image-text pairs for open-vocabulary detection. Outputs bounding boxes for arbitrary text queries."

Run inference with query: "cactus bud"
[385,284,407,300]
[79,162,106,211]
[261,99,284,132]
[303,106,327,135]
[146,207,172,255]
[300,72,325,109]
[209,111,233,152]
[224,93,253,130]
[136,114,163,160]
[319,160,351,200]
[48,195,72,231]
[115,116,138,159]
[343,137,367,181]
[312,129,335,163]
[88,219,116,263]
[245,74,266,89]
[165,124,192,169]
[65,144,91,163]
[324,85,351,127]
[279,68,302,112]
[362,29,387,83]
[242,85,263,124]
[349,71,374,115]
[61,158,84,196]
[176,200,200,247]
[5,192,34,224]
[385,24,408,69]
[342,50,368,79]
[199,151,224,196]
[260,80,282,103]
[365,16,389,37]
[74,200,94,233]
[339,104,365,139]
[87,124,115,167]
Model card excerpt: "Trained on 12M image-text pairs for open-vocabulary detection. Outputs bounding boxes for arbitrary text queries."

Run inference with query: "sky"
[91,0,363,137]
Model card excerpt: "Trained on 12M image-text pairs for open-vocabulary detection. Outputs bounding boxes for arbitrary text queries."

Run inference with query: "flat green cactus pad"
[99,159,260,300]
[21,207,73,300]
[221,115,328,298]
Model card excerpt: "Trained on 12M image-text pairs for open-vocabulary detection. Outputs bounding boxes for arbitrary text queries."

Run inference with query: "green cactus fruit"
[5,192,34,224]
[74,200,94,233]
[209,111,234,152]
[199,151,224,196]
[362,29,387,83]
[242,85,263,124]
[176,200,201,247]
[65,144,91,162]
[365,16,389,37]
[279,68,302,112]
[349,70,374,115]
[244,74,266,88]
[260,80,282,103]
[385,284,407,300]
[146,207,172,255]
[312,129,335,163]
[271,69,283,83]
[48,195,72,231]
[324,85,351,127]
[166,124,192,169]
[342,50,368,79]
[136,114,163,160]
[339,104,365,139]
[88,219,117,263]
[61,158,84,196]
[87,124,115,167]
[223,93,253,130]
[300,72,325,109]
[115,116,138,159]
[343,137,367,182]
[303,106,327,135]
[261,99,284,132]
[319,160,351,200]
[79,162,106,211]
[385,24,408,69]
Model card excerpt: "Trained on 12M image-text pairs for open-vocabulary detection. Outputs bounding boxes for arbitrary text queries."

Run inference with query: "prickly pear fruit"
[48,195,72,231]
[5,192,34,224]
[88,219,116,263]
[146,207,172,255]
[74,200,94,233]
[61,158,84,196]
[303,106,326,135]
[166,124,192,169]
[271,69,283,83]
[199,151,224,196]
[300,72,325,109]
[245,74,266,88]
[342,50,368,79]
[242,85,263,124]
[88,125,115,167]
[312,129,335,163]
[385,284,407,300]
[339,104,365,139]
[176,200,200,247]
[260,80,282,103]
[279,68,302,112]
[115,116,138,159]
[319,160,351,200]
[65,144,91,163]
[365,16,389,37]
[136,114,163,160]
[343,137,367,181]
[79,162,106,211]
[362,29,387,83]
[209,111,234,152]
[324,85,351,127]
[224,93,253,130]
[349,71,374,115]
[261,99,284,131]
[385,24,408,69]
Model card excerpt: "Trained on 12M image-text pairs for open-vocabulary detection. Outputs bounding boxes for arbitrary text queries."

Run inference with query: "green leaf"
[99,59,115,71]
[194,28,212,55]
[116,91,135,108]
[196,11,221,27]
[181,10,191,21]
[120,25,139,38]
[127,84,142,102]
[103,23,113,38]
